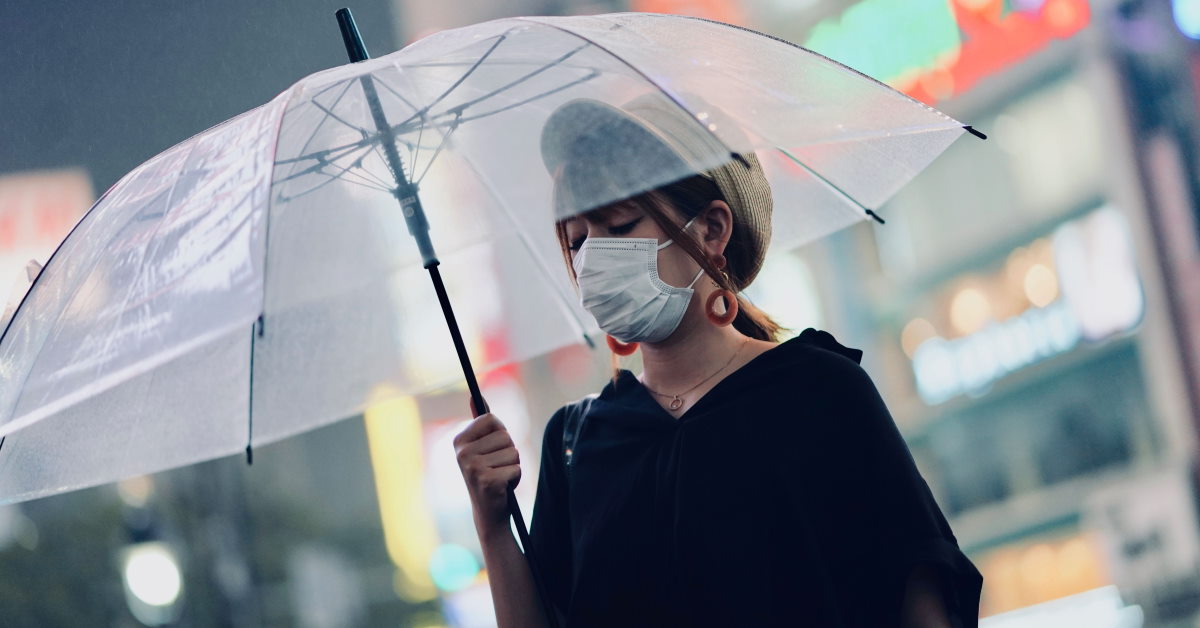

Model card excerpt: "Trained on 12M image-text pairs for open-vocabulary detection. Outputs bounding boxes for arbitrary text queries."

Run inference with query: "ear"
[699,200,734,260]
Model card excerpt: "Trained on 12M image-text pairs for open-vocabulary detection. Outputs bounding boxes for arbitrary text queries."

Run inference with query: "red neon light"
[900,0,1092,104]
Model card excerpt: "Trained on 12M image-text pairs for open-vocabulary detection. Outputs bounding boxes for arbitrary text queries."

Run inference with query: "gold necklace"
[643,339,749,411]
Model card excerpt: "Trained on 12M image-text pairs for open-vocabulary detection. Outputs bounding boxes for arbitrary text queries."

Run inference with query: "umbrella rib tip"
[964,125,988,140]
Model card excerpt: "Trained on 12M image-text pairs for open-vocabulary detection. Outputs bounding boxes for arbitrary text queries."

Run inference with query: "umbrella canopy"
[0,12,974,503]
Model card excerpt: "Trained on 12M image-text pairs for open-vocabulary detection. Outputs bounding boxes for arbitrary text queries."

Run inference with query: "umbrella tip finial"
[245,444,253,466]
[336,7,371,63]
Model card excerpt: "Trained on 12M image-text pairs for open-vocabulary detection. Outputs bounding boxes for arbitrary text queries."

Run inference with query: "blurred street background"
[3,0,1200,625]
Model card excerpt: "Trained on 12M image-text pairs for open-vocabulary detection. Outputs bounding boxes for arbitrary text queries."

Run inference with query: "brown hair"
[556,174,784,345]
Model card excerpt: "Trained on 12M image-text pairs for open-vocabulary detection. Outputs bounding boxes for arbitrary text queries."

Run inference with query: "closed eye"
[608,217,641,236]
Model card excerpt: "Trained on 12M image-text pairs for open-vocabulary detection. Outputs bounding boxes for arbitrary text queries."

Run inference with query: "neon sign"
[805,0,1092,104]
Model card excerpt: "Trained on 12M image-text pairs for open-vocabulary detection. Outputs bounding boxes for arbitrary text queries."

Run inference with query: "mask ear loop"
[656,217,698,251]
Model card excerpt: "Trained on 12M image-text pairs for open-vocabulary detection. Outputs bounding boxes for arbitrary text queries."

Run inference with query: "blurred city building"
[2,0,1200,627]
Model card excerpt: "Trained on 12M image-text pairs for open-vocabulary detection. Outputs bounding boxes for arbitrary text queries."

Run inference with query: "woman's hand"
[454,405,521,537]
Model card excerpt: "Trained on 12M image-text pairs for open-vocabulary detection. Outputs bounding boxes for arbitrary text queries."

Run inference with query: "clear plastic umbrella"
[0,11,979,505]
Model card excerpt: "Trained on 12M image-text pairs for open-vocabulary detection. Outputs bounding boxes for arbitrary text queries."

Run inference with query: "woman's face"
[562,201,703,289]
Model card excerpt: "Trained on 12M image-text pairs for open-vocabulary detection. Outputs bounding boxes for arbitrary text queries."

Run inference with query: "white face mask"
[572,218,704,344]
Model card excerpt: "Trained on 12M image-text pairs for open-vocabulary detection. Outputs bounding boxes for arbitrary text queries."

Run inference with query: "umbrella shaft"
[334,10,555,625]
[427,264,485,412]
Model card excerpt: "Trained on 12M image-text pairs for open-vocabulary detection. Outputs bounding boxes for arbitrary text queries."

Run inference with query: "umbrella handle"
[432,266,559,626]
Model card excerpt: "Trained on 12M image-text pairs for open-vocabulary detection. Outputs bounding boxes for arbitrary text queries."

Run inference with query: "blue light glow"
[1175,0,1200,39]
[429,544,480,592]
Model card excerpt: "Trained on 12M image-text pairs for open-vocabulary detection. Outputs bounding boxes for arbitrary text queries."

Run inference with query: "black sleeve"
[797,350,984,628]
[527,406,573,623]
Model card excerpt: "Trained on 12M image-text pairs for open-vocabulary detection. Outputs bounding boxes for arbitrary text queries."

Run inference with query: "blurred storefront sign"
[974,532,1113,618]
[805,0,1091,103]
[910,206,1143,405]
[0,169,93,326]
[1084,465,1200,623]
[980,585,1143,628]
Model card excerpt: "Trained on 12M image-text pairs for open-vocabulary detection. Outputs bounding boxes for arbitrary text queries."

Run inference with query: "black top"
[528,329,983,627]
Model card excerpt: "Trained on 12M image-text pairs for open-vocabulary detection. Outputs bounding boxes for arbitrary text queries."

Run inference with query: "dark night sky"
[0,0,401,194]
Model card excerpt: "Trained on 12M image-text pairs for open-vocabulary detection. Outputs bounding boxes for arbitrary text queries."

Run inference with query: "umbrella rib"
[351,157,400,190]
[273,141,379,185]
[777,147,884,223]
[436,42,591,117]
[289,80,358,164]
[412,63,599,182]
[305,78,357,103]
[310,98,372,140]
[369,143,399,183]
[275,37,588,173]
[452,67,600,126]
[382,32,510,136]
[372,74,421,113]
[277,163,392,202]
[514,17,739,161]
[453,147,596,348]
[325,143,397,190]
[414,115,459,185]
[286,37,590,171]
[273,121,421,169]
[411,111,426,177]
[337,165,395,192]
[367,76,425,168]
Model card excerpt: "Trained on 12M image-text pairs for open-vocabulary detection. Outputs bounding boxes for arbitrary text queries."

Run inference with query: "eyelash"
[568,218,641,251]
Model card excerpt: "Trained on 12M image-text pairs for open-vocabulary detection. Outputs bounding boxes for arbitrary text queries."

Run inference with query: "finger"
[461,430,513,458]
[453,413,504,446]
[479,447,519,469]
[488,464,521,488]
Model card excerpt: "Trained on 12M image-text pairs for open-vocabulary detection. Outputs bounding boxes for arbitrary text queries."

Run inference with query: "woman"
[454,96,983,627]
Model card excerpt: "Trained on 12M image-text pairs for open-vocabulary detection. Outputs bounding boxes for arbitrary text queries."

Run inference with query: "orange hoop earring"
[606,335,640,356]
[705,289,739,327]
